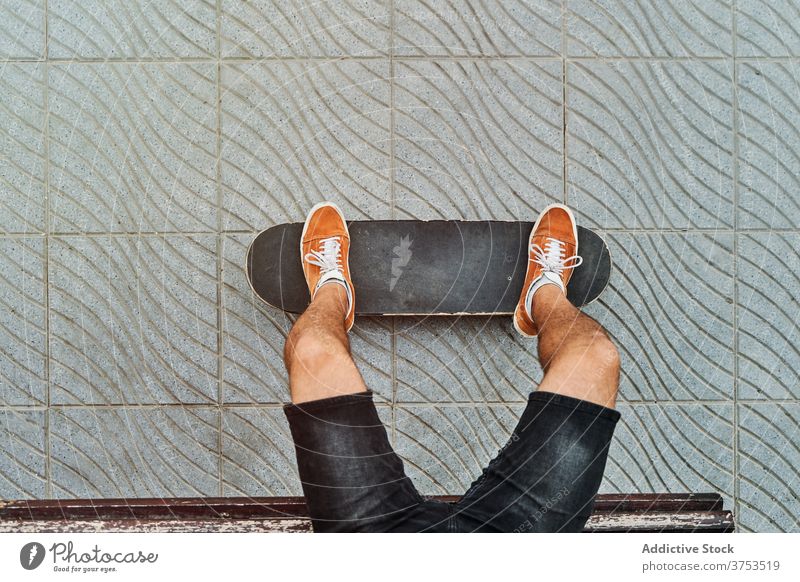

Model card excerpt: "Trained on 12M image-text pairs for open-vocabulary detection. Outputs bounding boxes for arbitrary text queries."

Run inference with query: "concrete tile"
[566,0,732,57]
[394,0,561,56]
[737,233,800,399]
[395,317,540,404]
[567,61,734,230]
[222,408,299,496]
[0,0,44,58]
[48,63,217,233]
[221,0,389,58]
[738,403,800,532]
[393,60,563,220]
[395,404,523,495]
[737,63,800,229]
[48,0,216,59]
[221,235,393,404]
[220,60,391,230]
[222,405,393,496]
[601,403,734,510]
[49,236,218,405]
[51,407,219,498]
[0,409,46,498]
[0,62,46,234]
[0,238,46,406]
[736,0,800,56]
[584,232,735,401]
[221,235,292,404]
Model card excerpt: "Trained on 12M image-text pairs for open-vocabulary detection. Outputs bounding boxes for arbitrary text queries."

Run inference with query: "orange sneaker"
[513,204,583,337]
[300,202,355,331]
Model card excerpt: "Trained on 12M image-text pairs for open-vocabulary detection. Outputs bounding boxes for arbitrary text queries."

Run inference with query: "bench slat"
[0,493,724,521]
[0,494,733,532]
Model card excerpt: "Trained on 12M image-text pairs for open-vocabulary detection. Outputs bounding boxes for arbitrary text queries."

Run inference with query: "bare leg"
[284,284,368,404]
[532,285,620,408]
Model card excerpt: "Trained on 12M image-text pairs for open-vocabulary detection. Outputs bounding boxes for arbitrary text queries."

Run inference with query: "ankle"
[314,281,348,310]
[530,284,571,325]
[527,280,564,315]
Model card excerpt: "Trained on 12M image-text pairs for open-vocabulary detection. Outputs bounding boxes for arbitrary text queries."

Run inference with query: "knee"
[285,325,347,373]
[587,328,620,384]
[590,329,619,367]
[585,325,619,369]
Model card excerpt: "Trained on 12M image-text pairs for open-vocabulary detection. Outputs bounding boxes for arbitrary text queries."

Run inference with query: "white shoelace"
[304,236,343,275]
[530,237,583,275]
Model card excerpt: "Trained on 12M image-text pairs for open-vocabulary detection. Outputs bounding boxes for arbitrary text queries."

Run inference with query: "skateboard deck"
[246,220,611,316]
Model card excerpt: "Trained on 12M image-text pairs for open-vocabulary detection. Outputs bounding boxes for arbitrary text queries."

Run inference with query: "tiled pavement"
[0,0,799,532]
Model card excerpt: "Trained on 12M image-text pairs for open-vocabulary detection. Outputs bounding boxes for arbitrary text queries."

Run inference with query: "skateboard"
[246,220,611,316]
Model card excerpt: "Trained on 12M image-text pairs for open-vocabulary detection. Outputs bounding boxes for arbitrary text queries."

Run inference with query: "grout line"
[42,0,52,499]
[17,402,398,411]
[215,0,224,498]
[2,398,793,412]
[43,231,223,237]
[731,0,741,532]
[5,55,800,65]
[5,228,800,240]
[379,400,798,409]
[389,0,397,445]
[561,0,568,205]
[389,0,396,220]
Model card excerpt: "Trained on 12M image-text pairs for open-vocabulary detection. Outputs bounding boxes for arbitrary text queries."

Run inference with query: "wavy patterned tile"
[583,233,734,401]
[50,407,219,498]
[221,407,302,496]
[568,61,734,229]
[48,0,216,59]
[395,317,540,404]
[394,0,560,56]
[394,60,562,220]
[0,238,46,406]
[601,403,734,510]
[0,409,46,498]
[222,405,393,496]
[0,62,45,234]
[220,61,391,231]
[221,0,388,58]
[737,63,800,229]
[566,0,732,57]
[738,403,800,532]
[0,0,43,58]
[49,236,218,405]
[737,233,800,399]
[736,0,800,56]
[395,404,522,495]
[48,63,217,234]
[221,234,392,404]
[221,235,291,404]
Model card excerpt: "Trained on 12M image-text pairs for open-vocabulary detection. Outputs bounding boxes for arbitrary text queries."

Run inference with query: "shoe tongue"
[542,271,563,284]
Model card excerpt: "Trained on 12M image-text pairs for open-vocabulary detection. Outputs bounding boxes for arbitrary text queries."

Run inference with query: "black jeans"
[284,390,620,532]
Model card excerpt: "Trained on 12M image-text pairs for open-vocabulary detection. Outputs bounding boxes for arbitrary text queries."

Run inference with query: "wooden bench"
[0,493,733,532]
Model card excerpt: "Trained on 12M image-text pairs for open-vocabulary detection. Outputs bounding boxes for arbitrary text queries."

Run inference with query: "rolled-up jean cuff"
[528,390,621,424]
[283,390,374,418]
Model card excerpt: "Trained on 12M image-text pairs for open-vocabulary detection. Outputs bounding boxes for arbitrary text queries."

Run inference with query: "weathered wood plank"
[0,494,733,532]
[0,511,734,533]
[585,511,735,533]
[0,519,313,533]
[0,493,724,521]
